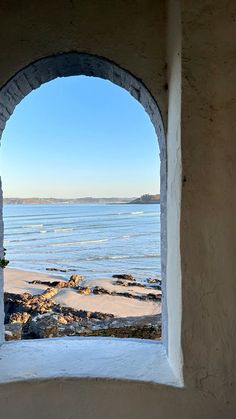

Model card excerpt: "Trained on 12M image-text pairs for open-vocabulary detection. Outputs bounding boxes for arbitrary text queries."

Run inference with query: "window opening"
[0,54,166,343]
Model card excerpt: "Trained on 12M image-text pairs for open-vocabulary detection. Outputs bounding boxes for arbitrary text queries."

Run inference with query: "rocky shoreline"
[4,270,162,341]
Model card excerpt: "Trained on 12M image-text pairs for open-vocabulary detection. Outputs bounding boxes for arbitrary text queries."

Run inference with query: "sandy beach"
[4,268,161,318]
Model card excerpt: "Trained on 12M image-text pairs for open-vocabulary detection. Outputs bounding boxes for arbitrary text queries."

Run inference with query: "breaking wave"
[3,203,161,281]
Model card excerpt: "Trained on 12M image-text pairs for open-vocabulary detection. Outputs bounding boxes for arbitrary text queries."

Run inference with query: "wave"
[117,211,144,216]
[53,228,73,232]
[3,205,161,280]
[7,235,70,243]
[80,254,160,261]
[7,249,160,260]
[24,224,43,228]
[49,238,108,247]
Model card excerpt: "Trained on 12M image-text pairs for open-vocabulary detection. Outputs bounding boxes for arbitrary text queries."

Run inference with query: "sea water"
[3,203,161,282]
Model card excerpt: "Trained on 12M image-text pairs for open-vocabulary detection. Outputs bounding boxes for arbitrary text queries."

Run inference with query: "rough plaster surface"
[0,338,178,386]
[166,0,182,380]
[181,1,236,402]
[0,179,3,343]
[0,0,236,418]
[0,0,167,119]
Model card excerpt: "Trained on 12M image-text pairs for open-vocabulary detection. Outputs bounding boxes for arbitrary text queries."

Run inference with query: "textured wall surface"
[181,1,236,400]
[0,0,167,119]
[0,0,236,418]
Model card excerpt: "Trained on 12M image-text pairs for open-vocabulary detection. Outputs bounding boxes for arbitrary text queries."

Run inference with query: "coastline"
[4,268,161,317]
[4,268,162,340]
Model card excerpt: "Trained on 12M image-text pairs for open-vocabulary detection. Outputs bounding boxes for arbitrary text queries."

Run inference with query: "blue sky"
[0,76,160,198]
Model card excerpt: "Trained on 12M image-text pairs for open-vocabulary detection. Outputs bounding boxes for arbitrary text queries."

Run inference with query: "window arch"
[0,52,167,344]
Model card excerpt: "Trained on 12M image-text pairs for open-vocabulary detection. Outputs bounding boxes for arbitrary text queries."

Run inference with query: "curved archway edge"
[0,52,167,345]
[0,53,165,152]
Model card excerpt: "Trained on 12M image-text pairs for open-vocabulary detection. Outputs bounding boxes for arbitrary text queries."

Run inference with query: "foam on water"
[3,203,161,281]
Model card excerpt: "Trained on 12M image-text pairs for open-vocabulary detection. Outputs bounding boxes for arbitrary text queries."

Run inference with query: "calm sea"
[3,204,161,282]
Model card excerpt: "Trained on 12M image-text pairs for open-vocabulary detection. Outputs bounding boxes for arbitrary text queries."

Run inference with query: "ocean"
[3,203,161,282]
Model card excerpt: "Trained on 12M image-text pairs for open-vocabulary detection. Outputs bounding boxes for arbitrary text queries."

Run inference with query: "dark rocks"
[4,273,161,341]
[67,274,84,287]
[4,292,33,323]
[9,312,31,324]
[146,278,162,290]
[46,267,77,273]
[28,274,84,289]
[5,323,23,340]
[29,279,66,287]
[146,278,159,283]
[4,286,115,340]
[114,279,145,287]
[46,268,68,273]
[112,274,135,281]
[92,285,161,302]
[88,314,162,339]
[28,313,59,338]
[92,286,109,295]
[41,287,59,299]
[6,311,161,340]
[77,286,91,295]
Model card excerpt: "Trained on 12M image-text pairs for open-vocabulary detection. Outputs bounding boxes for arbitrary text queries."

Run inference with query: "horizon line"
[3,194,160,200]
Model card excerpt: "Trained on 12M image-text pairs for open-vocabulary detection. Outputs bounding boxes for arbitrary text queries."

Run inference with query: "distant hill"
[129,194,160,204]
[3,197,137,205]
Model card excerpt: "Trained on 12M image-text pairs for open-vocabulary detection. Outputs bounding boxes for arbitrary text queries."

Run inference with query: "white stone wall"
[0,178,4,343]
[0,0,236,418]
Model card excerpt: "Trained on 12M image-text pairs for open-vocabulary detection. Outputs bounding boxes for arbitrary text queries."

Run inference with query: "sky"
[0,76,160,198]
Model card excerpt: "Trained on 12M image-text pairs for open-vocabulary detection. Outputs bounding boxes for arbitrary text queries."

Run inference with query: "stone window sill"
[0,337,182,386]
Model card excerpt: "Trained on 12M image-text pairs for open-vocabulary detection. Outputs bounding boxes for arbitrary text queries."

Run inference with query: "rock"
[28,313,59,338]
[26,294,54,314]
[53,304,88,320]
[41,287,59,299]
[4,292,32,323]
[5,323,23,340]
[77,314,162,339]
[55,280,69,288]
[147,278,159,283]
[57,314,68,324]
[9,312,31,324]
[68,274,84,287]
[28,278,84,289]
[4,290,55,320]
[146,278,161,290]
[147,293,161,301]
[114,279,145,287]
[77,287,91,295]
[3,278,160,340]
[29,279,67,288]
[112,274,135,281]
[89,311,113,320]
[92,286,110,295]
[4,290,115,339]
[92,286,161,302]
[114,291,133,299]
[4,313,162,341]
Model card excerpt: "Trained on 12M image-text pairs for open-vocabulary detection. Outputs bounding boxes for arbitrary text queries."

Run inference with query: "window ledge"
[0,337,182,387]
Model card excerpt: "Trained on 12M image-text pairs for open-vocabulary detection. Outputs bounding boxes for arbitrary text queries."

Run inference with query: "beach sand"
[4,268,161,318]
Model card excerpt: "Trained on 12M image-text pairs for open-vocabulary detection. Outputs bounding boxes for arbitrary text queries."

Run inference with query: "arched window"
[0,53,167,343]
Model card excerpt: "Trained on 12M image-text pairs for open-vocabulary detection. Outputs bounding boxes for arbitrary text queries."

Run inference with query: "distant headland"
[129,194,160,204]
[3,197,134,205]
[3,194,160,205]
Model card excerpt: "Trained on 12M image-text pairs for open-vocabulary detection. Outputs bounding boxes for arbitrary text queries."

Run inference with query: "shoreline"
[4,267,161,318]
